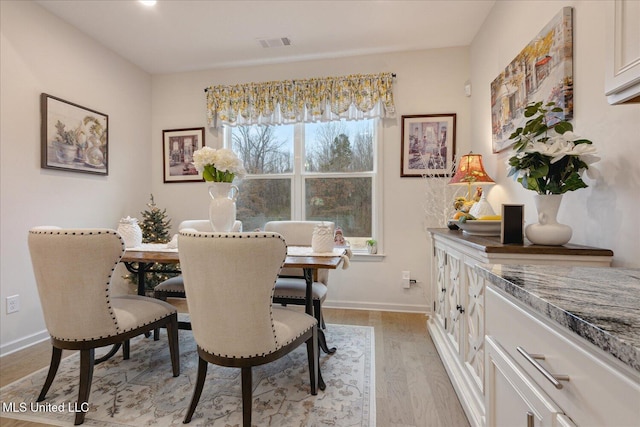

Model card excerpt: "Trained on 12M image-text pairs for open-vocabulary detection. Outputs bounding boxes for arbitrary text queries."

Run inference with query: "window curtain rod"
[203,72,396,127]
[203,73,397,93]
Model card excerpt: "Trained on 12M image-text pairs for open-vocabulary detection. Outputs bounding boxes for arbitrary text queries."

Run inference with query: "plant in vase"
[507,101,599,245]
[192,147,246,232]
[365,239,377,254]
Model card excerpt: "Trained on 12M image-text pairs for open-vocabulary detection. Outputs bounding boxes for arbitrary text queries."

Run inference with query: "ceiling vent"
[257,37,292,48]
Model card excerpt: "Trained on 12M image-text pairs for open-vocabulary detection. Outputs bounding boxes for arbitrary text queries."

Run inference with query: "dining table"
[120,242,350,390]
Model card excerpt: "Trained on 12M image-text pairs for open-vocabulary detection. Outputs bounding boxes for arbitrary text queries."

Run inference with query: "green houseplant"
[365,239,377,254]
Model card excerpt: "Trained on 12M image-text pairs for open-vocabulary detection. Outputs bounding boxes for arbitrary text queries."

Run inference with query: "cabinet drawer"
[486,286,640,426]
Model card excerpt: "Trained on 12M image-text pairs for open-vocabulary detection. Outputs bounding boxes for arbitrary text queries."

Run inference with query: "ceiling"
[36,0,496,75]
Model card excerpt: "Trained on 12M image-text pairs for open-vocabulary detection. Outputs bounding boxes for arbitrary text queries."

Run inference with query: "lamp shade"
[449,153,495,186]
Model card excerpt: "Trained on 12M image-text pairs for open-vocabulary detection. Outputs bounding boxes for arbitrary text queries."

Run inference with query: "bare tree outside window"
[229,119,376,242]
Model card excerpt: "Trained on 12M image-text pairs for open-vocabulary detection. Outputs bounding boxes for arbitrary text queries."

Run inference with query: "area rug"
[1,324,375,426]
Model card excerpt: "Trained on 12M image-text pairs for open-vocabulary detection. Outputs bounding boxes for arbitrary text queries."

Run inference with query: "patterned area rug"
[1,324,375,426]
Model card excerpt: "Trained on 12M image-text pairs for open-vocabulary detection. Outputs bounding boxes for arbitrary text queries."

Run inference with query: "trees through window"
[228,119,378,245]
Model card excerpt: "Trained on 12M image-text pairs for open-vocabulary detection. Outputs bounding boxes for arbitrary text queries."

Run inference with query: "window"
[227,119,381,249]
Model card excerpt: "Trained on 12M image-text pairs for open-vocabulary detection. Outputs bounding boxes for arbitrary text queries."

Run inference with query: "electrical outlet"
[402,271,411,289]
[7,295,20,314]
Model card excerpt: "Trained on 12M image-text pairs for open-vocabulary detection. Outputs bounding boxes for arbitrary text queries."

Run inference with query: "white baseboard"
[324,299,428,313]
[0,329,49,358]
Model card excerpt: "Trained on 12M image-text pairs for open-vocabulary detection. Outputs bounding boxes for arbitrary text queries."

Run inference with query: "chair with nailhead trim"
[263,221,334,342]
[178,231,317,427]
[27,228,180,425]
[152,220,242,334]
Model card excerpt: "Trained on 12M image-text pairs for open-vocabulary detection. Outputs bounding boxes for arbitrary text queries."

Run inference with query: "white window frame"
[223,119,383,253]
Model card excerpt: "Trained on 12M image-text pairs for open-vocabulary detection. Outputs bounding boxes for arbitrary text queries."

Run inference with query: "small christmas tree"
[140,194,171,243]
[126,194,179,293]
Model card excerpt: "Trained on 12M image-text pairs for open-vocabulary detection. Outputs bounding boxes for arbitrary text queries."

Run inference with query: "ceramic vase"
[525,194,572,246]
[208,182,239,232]
[117,217,143,248]
[311,223,335,253]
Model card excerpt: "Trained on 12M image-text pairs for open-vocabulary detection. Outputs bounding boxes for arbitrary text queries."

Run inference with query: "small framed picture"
[162,127,205,183]
[41,93,109,175]
[401,114,456,177]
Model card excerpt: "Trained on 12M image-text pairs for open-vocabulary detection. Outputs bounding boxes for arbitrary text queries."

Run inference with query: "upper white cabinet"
[605,0,640,104]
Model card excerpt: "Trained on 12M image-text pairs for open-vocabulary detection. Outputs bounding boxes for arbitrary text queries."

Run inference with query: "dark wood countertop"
[427,228,614,257]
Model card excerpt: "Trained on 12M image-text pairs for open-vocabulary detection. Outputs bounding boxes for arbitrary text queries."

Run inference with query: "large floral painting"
[491,7,573,153]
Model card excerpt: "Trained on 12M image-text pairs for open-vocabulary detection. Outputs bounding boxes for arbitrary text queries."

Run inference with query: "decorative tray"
[455,220,502,236]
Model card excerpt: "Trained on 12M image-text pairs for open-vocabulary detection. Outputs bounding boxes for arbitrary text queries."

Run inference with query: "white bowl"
[456,220,501,236]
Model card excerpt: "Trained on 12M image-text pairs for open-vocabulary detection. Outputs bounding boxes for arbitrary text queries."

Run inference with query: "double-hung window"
[225,118,380,249]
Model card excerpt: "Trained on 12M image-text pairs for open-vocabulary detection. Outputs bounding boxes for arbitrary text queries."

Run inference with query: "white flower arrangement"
[193,147,246,182]
[507,102,600,195]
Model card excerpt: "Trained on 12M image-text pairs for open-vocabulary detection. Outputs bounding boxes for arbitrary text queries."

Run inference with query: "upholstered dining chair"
[178,231,318,427]
[153,219,242,302]
[152,220,242,332]
[28,228,180,425]
[263,221,334,338]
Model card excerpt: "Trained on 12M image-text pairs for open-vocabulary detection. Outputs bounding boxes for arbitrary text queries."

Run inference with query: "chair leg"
[183,356,208,424]
[241,367,252,427]
[74,348,95,425]
[166,314,180,377]
[122,340,130,360]
[37,346,62,402]
[306,325,318,395]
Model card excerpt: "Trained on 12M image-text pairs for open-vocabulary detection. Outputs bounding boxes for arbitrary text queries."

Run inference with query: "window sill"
[350,252,385,262]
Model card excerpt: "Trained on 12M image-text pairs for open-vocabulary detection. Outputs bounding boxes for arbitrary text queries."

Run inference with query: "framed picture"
[162,127,205,183]
[491,7,573,153]
[41,93,108,175]
[401,114,456,177]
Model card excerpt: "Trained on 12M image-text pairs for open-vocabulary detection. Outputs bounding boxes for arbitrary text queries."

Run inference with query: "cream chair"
[178,231,318,427]
[263,220,334,351]
[153,219,242,307]
[28,228,180,425]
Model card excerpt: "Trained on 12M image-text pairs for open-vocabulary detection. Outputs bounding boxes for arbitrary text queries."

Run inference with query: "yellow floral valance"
[205,72,395,127]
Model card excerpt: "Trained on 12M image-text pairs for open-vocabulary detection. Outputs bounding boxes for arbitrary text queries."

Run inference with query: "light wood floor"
[1,307,470,427]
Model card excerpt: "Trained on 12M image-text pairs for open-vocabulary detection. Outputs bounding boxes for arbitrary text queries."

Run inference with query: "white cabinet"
[485,336,567,427]
[426,230,613,427]
[485,285,640,426]
[605,0,640,104]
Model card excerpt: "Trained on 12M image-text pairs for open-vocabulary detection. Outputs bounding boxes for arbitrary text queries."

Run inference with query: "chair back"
[28,228,124,341]
[178,219,242,232]
[178,231,287,357]
[263,221,334,283]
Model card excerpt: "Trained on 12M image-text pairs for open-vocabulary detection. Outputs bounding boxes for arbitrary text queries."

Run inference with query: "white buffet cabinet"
[480,265,640,427]
[426,229,614,427]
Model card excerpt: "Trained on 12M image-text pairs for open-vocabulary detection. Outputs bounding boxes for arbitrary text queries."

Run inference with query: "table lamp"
[449,153,495,214]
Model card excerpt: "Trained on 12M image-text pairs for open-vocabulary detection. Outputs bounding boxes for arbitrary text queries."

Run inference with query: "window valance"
[205,72,395,128]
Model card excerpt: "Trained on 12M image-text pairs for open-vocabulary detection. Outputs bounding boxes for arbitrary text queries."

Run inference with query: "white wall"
[0,1,152,354]
[150,48,472,313]
[470,0,640,267]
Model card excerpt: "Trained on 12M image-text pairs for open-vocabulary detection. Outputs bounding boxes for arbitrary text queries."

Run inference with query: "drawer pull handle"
[517,346,569,390]
[456,304,465,313]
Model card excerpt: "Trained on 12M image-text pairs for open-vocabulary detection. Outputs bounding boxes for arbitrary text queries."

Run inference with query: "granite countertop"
[475,264,640,373]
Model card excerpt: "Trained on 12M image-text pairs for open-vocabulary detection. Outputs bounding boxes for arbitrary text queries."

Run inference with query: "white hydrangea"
[192,147,245,181]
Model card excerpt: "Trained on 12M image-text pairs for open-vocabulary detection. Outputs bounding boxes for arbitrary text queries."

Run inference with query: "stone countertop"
[475,264,640,373]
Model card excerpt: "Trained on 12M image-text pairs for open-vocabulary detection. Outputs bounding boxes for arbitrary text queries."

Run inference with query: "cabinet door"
[465,262,485,393]
[486,337,564,427]
[445,251,462,354]
[433,246,448,328]
[605,0,640,104]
